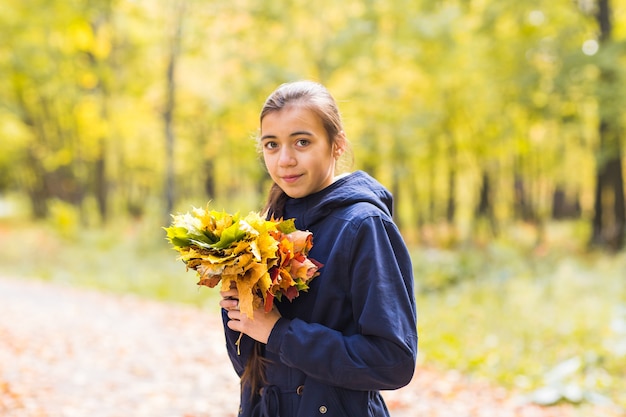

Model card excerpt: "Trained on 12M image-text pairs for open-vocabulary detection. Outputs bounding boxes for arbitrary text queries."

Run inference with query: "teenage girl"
[220,80,418,417]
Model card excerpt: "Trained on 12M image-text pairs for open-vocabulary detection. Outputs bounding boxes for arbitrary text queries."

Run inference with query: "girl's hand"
[219,282,240,311]
[219,283,281,344]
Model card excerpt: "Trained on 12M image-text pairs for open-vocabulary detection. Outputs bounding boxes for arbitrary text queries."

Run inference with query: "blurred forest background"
[1,0,625,413]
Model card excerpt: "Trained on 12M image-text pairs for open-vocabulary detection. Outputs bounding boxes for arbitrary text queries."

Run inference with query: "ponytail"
[241,182,287,397]
[241,341,269,399]
[263,182,288,220]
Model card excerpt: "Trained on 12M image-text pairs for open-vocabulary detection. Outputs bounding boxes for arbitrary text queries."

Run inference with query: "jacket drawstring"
[251,384,304,417]
[253,385,280,417]
[261,385,282,417]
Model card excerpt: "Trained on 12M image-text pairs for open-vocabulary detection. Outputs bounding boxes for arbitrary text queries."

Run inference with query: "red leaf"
[264,292,275,312]
[283,286,299,302]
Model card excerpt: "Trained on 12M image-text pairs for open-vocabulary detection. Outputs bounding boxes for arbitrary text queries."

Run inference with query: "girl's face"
[260,106,343,199]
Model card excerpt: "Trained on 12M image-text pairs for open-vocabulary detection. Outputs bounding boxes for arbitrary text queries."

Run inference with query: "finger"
[227,309,242,322]
[226,297,239,310]
[219,288,238,298]
[226,318,241,332]
[220,296,239,310]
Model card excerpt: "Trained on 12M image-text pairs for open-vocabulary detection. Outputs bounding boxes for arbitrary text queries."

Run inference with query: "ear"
[333,131,347,159]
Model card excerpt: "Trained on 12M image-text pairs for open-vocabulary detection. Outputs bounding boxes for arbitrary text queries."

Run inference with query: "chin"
[284,190,306,199]
[281,185,312,199]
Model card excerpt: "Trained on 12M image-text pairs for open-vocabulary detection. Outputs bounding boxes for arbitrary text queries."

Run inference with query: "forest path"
[0,277,618,417]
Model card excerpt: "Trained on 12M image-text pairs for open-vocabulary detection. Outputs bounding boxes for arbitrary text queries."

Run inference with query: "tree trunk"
[475,171,498,237]
[391,166,403,230]
[163,2,185,223]
[446,135,456,224]
[590,138,625,250]
[589,0,625,251]
[447,168,456,224]
[15,86,48,218]
[513,175,534,222]
[552,186,581,220]
[204,159,216,199]
[25,148,50,219]
[89,8,112,224]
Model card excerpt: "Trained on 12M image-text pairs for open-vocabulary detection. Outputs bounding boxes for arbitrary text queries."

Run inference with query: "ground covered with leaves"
[1,277,622,417]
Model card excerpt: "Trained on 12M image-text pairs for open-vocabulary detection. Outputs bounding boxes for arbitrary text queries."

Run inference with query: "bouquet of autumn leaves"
[164,205,322,319]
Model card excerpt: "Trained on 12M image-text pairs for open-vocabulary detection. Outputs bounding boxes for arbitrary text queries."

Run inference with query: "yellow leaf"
[237,278,256,319]
[257,231,279,261]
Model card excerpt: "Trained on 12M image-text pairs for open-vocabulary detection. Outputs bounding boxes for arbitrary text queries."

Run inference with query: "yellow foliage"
[67,20,94,52]
[165,206,321,318]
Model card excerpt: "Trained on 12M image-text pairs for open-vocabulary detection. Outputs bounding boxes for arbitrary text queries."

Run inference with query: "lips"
[281,174,302,184]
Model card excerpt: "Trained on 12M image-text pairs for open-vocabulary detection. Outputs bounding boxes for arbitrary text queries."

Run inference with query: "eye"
[263,141,278,150]
[296,138,310,147]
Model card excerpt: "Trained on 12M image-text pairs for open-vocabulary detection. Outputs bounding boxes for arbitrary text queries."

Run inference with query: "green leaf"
[213,221,247,249]
[277,218,296,234]
[163,226,191,247]
[202,229,219,244]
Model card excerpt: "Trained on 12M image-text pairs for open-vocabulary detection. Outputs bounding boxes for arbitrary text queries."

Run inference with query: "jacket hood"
[285,171,394,229]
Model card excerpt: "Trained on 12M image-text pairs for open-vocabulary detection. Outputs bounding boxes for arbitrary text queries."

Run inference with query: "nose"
[278,147,296,167]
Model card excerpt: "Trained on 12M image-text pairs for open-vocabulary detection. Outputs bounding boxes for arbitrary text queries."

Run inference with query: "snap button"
[296,385,304,395]
[319,405,328,414]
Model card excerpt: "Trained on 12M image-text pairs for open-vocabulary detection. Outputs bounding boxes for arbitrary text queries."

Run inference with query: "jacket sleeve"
[265,215,418,391]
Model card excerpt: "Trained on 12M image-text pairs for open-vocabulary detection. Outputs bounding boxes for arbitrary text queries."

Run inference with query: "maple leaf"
[197,275,221,288]
[164,226,193,248]
[276,218,296,234]
[286,230,314,254]
[289,257,317,280]
[213,220,247,249]
[283,285,299,302]
[165,204,322,319]
[264,292,275,313]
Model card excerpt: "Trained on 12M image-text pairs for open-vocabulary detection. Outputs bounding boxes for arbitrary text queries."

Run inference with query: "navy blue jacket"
[222,171,418,417]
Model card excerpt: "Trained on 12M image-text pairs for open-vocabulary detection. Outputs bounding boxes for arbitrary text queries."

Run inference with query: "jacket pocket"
[297,379,371,416]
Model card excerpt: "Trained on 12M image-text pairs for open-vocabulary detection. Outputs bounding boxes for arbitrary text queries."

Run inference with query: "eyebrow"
[260,130,314,141]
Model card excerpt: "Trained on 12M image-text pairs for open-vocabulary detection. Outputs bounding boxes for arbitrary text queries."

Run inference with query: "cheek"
[261,149,271,164]
[263,153,278,172]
